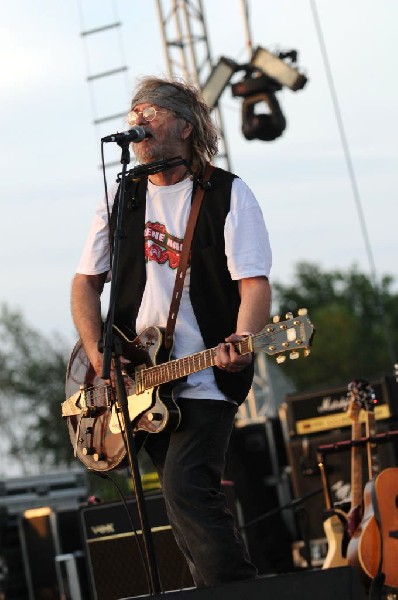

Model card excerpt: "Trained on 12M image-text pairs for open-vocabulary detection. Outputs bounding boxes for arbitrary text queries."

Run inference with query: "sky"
[1,0,397,349]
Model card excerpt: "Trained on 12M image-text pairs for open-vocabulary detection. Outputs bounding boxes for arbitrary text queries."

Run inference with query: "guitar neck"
[136,338,252,394]
[365,411,379,480]
[350,418,363,510]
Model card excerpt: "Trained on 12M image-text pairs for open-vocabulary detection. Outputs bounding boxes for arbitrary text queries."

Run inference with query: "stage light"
[200,45,307,142]
[250,46,307,91]
[201,56,238,109]
[240,92,286,141]
[231,73,281,97]
[232,71,287,141]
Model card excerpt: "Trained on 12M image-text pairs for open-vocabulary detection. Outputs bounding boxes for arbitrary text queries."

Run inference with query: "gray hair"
[130,76,219,173]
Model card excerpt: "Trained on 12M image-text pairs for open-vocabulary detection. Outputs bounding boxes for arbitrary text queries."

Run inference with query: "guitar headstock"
[348,379,376,412]
[251,308,315,363]
[346,378,376,419]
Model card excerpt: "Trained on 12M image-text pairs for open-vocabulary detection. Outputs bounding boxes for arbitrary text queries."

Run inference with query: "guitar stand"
[316,430,398,512]
[100,141,187,596]
[239,487,323,569]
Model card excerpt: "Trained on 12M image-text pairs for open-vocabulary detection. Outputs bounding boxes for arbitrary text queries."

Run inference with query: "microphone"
[101,126,148,144]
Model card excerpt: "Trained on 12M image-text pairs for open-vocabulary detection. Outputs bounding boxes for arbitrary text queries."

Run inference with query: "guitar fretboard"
[366,411,379,480]
[136,339,251,393]
[351,417,363,510]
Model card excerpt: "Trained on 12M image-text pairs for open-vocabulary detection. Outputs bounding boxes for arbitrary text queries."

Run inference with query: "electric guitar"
[62,311,314,472]
[347,386,398,588]
[346,379,369,538]
[321,379,368,569]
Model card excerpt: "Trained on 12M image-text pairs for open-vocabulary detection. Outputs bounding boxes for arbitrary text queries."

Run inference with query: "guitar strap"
[164,163,215,350]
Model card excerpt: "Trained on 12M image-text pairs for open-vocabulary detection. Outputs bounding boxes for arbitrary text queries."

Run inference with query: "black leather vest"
[110,166,254,404]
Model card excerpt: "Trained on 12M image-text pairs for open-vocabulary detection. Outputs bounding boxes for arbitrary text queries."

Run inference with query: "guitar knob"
[82,447,95,456]
[147,412,163,422]
[93,453,106,462]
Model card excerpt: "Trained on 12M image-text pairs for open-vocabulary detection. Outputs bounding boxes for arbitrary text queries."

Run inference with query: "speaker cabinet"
[80,492,193,600]
[286,420,398,541]
[18,507,59,600]
[18,506,89,600]
[225,420,295,575]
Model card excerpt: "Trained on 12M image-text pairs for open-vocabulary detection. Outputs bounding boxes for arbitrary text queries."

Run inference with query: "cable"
[310,0,396,365]
[93,471,155,594]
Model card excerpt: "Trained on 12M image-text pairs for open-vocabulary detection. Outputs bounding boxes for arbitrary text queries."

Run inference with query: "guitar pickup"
[135,364,146,395]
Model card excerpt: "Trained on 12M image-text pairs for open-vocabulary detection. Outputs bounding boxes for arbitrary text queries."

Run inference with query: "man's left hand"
[215,332,253,372]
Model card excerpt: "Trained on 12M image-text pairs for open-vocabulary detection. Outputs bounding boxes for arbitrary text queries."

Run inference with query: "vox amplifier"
[80,492,193,600]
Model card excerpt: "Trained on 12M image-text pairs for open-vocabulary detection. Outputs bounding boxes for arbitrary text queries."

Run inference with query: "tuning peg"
[285,312,293,319]
[272,315,280,323]
[297,308,308,316]
[304,348,311,357]
[276,354,286,364]
[289,351,300,360]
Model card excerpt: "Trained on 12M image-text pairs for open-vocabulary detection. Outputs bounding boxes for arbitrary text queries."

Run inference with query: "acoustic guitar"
[62,311,314,472]
[347,386,398,588]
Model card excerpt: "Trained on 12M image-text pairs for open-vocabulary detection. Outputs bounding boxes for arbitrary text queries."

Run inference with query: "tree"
[0,304,155,493]
[272,262,398,392]
[0,303,73,474]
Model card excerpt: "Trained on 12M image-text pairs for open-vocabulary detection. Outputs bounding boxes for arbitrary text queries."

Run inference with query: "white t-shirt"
[77,176,272,401]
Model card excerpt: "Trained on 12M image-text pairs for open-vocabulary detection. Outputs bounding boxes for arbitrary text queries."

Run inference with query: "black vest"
[111,167,254,404]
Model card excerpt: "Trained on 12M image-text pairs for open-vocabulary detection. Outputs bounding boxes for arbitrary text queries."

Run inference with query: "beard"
[133,120,186,164]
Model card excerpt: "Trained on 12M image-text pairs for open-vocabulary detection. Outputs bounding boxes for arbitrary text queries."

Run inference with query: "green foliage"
[0,303,73,473]
[273,262,398,392]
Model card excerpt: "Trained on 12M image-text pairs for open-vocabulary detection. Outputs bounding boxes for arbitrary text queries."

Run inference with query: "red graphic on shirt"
[144,221,183,270]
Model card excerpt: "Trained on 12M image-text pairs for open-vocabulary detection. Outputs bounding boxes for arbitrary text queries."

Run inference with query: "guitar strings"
[78,326,307,404]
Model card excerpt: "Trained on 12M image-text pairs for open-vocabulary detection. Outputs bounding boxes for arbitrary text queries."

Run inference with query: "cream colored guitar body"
[322,509,348,569]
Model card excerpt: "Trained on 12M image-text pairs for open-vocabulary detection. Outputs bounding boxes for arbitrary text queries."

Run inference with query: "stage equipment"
[201,56,238,109]
[240,91,286,141]
[279,376,398,544]
[18,505,89,600]
[283,376,398,437]
[201,46,307,142]
[0,471,88,598]
[225,418,295,574]
[230,68,286,140]
[119,566,367,600]
[250,46,307,91]
[80,492,193,600]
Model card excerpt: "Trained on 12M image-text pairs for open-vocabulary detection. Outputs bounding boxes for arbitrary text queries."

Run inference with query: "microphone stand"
[101,140,186,596]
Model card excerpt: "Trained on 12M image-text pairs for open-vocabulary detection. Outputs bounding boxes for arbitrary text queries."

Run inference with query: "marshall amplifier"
[80,492,193,600]
[279,377,398,544]
[281,376,398,437]
[283,421,398,541]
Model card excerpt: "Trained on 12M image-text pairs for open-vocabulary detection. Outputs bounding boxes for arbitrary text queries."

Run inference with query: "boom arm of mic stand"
[116,155,188,182]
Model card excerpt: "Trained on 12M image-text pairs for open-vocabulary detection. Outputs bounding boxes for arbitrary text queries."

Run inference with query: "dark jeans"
[143,397,257,588]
